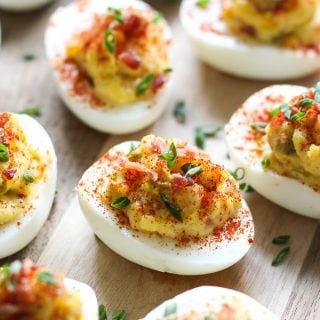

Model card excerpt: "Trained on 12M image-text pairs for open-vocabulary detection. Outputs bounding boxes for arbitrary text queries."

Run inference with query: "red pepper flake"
[118,51,141,69]
[2,168,16,180]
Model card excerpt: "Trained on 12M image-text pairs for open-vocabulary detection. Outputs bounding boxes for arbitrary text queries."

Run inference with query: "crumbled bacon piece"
[118,51,141,69]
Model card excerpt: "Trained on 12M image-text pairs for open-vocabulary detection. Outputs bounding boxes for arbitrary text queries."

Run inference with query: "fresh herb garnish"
[163,303,177,317]
[195,127,206,149]
[272,247,290,266]
[181,163,197,174]
[270,103,290,118]
[250,122,267,133]
[22,53,35,61]
[163,67,173,73]
[185,165,202,178]
[111,197,131,209]
[261,159,270,168]
[272,235,290,245]
[135,73,154,96]
[23,170,35,183]
[127,142,137,156]
[0,144,9,162]
[196,0,210,8]
[159,142,177,169]
[239,183,255,192]
[104,29,116,53]
[37,271,56,285]
[230,167,245,181]
[152,11,163,24]
[108,7,124,23]
[204,317,215,320]
[300,98,314,107]
[160,193,183,222]
[99,304,107,320]
[173,101,186,123]
[290,111,306,121]
[112,310,126,320]
[198,125,222,137]
[19,106,41,117]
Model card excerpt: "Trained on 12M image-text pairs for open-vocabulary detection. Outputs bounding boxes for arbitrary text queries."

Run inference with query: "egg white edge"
[65,278,99,320]
[141,286,278,320]
[225,84,320,219]
[0,0,53,11]
[180,0,320,80]
[45,0,174,134]
[0,114,58,258]
[77,141,254,276]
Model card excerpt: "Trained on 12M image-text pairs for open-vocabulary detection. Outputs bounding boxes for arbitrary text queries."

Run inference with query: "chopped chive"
[173,101,186,123]
[99,304,107,320]
[272,235,290,245]
[181,163,197,174]
[261,159,270,168]
[108,7,124,24]
[104,29,116,53]
[300,98,314,107]
[152,11,163,24]
[196,0,210,8]
[272,247,290,266]
[159,142,177,169]
[226,153,230,159]
[23,170,35,183]
[270,103,291,118]
[0,144,9,162]
[198,125,222,137]
[22,53,35,61]
[112,310,126,320]
[37,271,56,285]
[111,197,131,209]
[19,106,41,117]
[239,183,255,192]
[195,127,206,149]
[230,167,245,181]
[163,303,177,317]
[135,73,154,96]
[0,264,10,278]
[9,261,21,275]
[204,317,215,320]
[163,67,173,73]
[185,165,202,178]
[127,142,137,156]
[290,111,306,121]
[250,122,267,133]
[160,193,183,222]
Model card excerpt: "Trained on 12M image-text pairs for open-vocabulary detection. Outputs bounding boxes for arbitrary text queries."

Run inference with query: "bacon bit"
[118,51,141,69]
[172,176,194,191]
[2,169,16,180]
[248,237,254,244]
[151,75,165,93]
[120,14,147,37]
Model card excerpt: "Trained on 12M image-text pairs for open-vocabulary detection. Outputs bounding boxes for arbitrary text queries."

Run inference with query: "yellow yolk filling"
[105,135,242,240]
[0,113,45,225]
[66,8,169,106]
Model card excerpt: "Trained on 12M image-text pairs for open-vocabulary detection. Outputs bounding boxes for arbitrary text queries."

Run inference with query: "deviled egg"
[180,0,320,80]
[0,0,53,11]
[0,259,98,319]
[77,135,254,275]
[0,112,57,258]
[141,286,278,320]
[225,84,320,218]
[45,0,173,134]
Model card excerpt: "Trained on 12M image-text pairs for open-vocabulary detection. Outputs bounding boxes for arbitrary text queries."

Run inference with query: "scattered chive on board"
[272,247,290,266]
[272,235,290,245]
[19,106,41,117]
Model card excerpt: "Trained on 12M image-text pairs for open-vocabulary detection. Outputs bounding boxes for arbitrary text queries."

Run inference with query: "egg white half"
[0,114,57,258]
[45,0,173,134]
[65,278,99,320]
[141,286,278,320]
[77,141,254,275]
[180,0,320,80]
[0,0,53,11]
[225,85,320,219]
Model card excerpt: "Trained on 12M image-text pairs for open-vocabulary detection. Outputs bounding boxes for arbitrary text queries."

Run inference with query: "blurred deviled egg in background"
[0,259,98,319]
[77,135,254,275]
[0,112,57,258]
[45,0,173,134]
[180,0,320,80]
[0,0,53,11]
[225,83,320,218]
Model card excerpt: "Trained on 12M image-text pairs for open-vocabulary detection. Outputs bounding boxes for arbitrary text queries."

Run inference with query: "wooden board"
[1,1,320,319]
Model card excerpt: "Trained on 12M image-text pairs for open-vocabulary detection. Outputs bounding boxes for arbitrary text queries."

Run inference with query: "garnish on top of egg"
[77,135,254,275]
[225,83,320,218]
[141,286,278,320]
[180,0,320,80]
[45,0,173,134]
[0,112,57,259]
[0,259,98,320]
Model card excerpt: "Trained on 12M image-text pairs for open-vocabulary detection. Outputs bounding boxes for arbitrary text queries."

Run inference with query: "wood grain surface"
[0,1,320,319]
